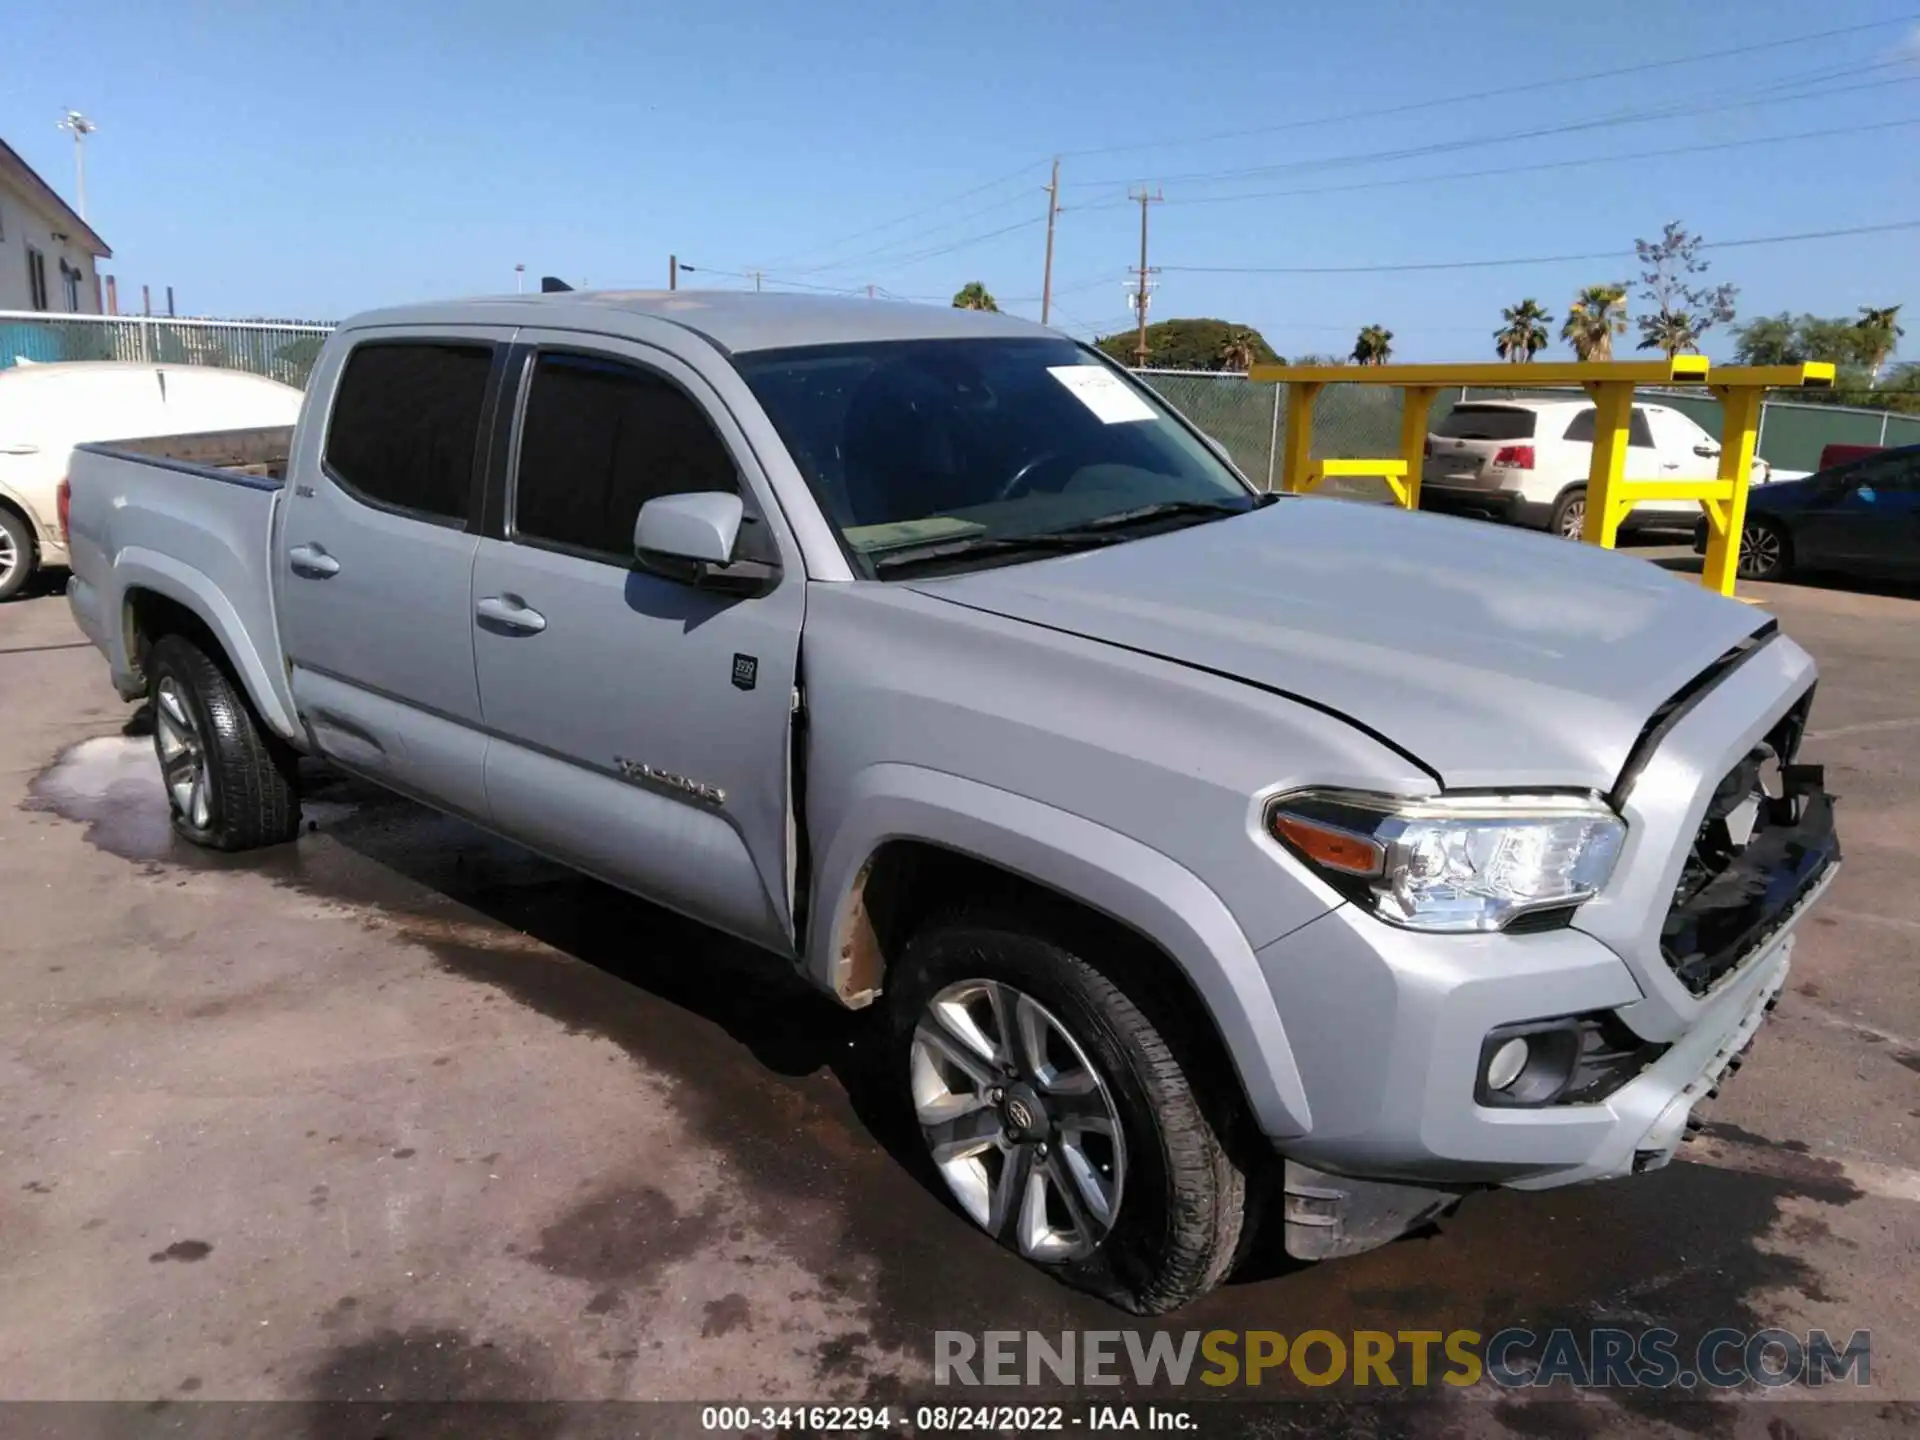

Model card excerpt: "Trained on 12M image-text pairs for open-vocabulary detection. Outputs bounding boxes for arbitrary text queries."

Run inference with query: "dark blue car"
[1697,443,1920,582]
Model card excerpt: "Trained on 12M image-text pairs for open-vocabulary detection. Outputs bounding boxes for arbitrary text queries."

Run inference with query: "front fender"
[112,547,301,741]
[810,762,1314,1138]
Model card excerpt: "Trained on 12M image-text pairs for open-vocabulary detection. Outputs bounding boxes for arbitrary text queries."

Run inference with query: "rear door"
[471,332,804,952]
[278,331,511,819]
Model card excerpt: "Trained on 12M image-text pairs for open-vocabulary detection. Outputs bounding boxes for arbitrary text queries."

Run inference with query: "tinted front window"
[1847,451,1919,494]
[513,352,738,562]
[736,337,1249,572]
[325,342,492,523]
[1435,406,1535,441]
[1560,406,1656,447]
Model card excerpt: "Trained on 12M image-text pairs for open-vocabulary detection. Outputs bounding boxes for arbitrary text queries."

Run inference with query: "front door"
[1796,452,1920,575]
[471,335,805,952]
[279,332,508,819]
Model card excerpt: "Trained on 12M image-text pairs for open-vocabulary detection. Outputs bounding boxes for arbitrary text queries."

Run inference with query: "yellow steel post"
[1579,381,1637,548]
[1280,381,1321,494]
[1397,386,1440,512]
[1699,385,1765,597]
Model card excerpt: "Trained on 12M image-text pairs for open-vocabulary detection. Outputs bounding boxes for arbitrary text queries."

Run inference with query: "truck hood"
[909,500,1769,790]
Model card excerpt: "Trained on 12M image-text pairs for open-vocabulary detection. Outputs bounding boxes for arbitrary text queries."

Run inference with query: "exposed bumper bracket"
[1281,1160,1468,1261]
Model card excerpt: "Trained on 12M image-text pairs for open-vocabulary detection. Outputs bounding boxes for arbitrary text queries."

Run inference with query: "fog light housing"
[1485,1036,1530,1091]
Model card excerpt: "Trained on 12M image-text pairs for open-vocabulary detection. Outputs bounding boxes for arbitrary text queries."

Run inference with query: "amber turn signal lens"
[1271,812,1384,876]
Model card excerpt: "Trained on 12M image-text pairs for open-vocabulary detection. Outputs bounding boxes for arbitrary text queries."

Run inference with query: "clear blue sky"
[5,0,1917,361]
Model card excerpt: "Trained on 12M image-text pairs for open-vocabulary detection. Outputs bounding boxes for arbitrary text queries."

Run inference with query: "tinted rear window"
[1433,406,1536,441]
[324,342,494,524]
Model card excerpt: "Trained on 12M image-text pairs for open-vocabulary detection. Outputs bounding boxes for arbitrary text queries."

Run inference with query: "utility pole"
[57,110,97,220]
[515,263,525,294]
[1040,157,1061,327]
[1129,187,1162,367]
[669,254,678,291]
[749,270,763,293]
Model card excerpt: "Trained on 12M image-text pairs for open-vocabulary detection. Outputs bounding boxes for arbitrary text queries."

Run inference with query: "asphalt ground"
[1,537,1916,1439]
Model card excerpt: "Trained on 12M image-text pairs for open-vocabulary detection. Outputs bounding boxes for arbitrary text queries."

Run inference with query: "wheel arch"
[115,555,301,740]
[808,763,1314,1138]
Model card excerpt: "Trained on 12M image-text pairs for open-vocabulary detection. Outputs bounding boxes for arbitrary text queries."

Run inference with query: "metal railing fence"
[0,312,336,389]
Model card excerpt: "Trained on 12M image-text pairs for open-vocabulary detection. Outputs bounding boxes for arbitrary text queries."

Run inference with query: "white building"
[0,137,111,313]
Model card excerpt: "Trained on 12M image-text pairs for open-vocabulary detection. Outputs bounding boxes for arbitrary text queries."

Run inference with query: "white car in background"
[1419,397,1777,540]
[0,361,304,600]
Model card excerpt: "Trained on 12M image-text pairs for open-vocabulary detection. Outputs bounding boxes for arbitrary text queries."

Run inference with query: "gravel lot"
[2,553,1916,1437]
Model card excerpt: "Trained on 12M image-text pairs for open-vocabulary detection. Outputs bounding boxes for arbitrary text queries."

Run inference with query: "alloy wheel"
[1740,523,1781,578]
[1557,497,1586,539]
[0,528,17,589]
[910,979,1126,1262]
[155,676,213,831]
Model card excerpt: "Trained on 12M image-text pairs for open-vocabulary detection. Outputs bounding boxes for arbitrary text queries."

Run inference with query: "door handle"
[476,594,547,634]
[287,542,340,579]
[1660,462,1682,471]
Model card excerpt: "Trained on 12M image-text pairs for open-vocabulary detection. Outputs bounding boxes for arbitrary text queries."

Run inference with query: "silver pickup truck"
[64,292,1840,1312]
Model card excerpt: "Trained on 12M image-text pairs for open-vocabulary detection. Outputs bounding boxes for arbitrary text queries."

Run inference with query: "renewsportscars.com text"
[935,1328,1871,1390]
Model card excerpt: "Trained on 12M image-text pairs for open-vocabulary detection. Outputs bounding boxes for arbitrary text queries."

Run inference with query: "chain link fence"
[1138,368,1920,492]
[0,312,336,388]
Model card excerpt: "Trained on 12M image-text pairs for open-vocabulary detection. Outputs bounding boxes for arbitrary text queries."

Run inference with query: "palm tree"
[1351,325,1394,366]
[1855,305,1904,386]
[1217,328,1259,372]
[1494,299,1554,363]
[951,281,999,312]
[1638,310,1701,359]
[1560,284,1628,361]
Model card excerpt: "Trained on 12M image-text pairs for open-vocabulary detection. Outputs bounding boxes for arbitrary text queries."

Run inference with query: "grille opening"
[1660,691,1837,996]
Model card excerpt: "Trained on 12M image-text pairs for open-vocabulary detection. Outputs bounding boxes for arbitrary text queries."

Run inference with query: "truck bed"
[65,427,303,744]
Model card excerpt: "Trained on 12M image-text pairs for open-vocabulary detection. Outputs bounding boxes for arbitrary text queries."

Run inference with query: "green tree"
[1494,299,1553,363]
[1856,305,1905,386]
[1633,222,1737,358]
[1093,318,1280,370]
[1351,324,1394,366]
[951,281,999,312]
[1731,312,1801,366]
[1560,284,1628,361]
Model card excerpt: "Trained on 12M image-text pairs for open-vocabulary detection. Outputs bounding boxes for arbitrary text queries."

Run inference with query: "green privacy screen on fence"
[1135,370,1919,487]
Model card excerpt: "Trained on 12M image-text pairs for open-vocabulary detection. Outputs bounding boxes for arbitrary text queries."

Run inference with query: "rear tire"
[0,506,34,602]
[149,634,301,851]
[1738,517,1792,582]
[1549,486,1586,540]
[889,905,1249,1314]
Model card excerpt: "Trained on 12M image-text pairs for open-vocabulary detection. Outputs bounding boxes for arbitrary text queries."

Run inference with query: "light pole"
[57,110,97,220]
[515,263,526,294]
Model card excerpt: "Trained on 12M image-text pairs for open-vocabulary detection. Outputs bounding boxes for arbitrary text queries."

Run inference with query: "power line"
[1057,13,1919,159]
[1066,65,1920,193]
[783,188,1045,275]
[1073,115,1920,214]
[760,159,1049,271]
[1158,219,1920,276]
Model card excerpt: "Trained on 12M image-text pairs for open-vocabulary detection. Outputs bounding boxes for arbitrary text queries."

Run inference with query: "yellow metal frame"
[1247,358,1834,597]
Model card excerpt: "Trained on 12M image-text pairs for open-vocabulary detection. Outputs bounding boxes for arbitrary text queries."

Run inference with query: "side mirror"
[634,491,780,596]
[1693,442,1721,458]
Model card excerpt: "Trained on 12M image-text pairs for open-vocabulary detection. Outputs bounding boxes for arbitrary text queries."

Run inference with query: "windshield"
[734,337,1256,576]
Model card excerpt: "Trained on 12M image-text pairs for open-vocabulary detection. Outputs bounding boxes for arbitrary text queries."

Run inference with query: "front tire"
[0,507,35,601]
[1739,517,1792,581]
[889,907,1248,1313]
[149,634,301,851]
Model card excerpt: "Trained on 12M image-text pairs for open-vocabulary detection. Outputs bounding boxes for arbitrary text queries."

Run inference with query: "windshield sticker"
[844,515,989,553]
[1047,366,1158,425]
